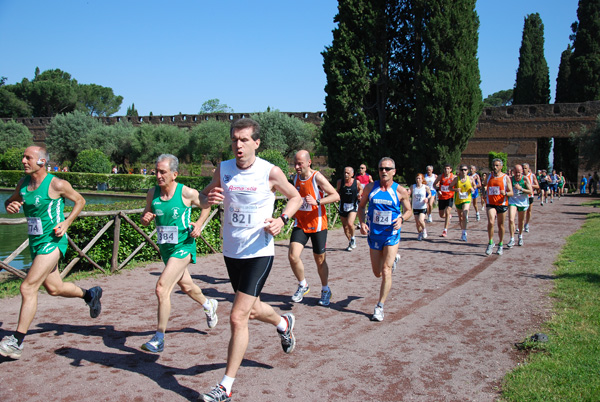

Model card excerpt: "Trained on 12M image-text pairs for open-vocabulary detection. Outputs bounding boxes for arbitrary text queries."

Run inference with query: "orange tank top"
[293,171,327,233]
[486,173,510,206]
[438,174,455,200]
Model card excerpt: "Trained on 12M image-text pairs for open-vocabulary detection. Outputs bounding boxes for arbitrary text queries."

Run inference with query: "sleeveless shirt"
[293,171,327,233]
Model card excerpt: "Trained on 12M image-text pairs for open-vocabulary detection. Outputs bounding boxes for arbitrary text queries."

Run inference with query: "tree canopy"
[199,98,233,114]
[0,119,33,154]
[482,89,514,107]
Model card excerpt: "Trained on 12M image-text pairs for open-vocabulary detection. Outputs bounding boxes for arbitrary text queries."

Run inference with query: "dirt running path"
[0,195,596,401]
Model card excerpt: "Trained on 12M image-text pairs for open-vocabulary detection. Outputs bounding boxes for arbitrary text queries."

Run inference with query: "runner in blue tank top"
[358,157,412,322]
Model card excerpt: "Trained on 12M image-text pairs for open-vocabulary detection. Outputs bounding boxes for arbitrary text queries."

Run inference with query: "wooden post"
[111,214,121,273]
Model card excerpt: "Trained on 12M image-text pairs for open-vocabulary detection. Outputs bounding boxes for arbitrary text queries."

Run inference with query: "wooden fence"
[0,200,340,280]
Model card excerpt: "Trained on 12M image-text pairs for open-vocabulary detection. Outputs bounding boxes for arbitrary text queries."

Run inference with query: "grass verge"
[500,200,600,401]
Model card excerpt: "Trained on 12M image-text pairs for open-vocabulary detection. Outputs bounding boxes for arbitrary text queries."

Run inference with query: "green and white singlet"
[19,174,68,259]
[151,183,196,264]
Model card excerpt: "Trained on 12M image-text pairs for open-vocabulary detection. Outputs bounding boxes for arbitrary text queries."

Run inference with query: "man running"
[139,154,218,353]
[433,164,455,237]
[469,165,482,221]
[358,157,412,322]
[484,158,513,256]
[522,163,539,233]
[424,165,437,223]
[0,146,102,360]
[507,164,532,248]
[336,166,363,251]
[355,163,373,189]
[450,164,475,242]
[199,118,302,402]
[288,150,340,306]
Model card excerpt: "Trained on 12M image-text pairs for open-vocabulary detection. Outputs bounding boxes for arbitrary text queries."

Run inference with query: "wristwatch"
[280,214,290,225]
[316,199,321,206]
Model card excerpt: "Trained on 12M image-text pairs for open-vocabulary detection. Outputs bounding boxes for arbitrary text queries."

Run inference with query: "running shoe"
[485,243,495,256]
[476,212,480,221]
[551,199,553,203]
[515,228,520,234]
[524,223,530,233]
[540,202,544,206]
[350,238,357,249]
[278,313,296,354]
[422,230,428,239]
[371,306,384,322]
[441,229,447,237]
[497,245,504,256]
[518,236,524,247]
[141,334,164,353]
[427,215,433,223]
[345,241,353,251]
[0,335,23,359]
[417,232,423,241]
[318,289,332,306]
[204,299,219,329]
[291,284,310,303]
[86,286,103,318]
[507,239,515,248]
[201,385,231,402]
[392,253,400,273]
[461,232,467,242]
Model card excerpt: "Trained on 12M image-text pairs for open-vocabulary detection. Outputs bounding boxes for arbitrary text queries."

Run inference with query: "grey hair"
[426,165,434,171]
[157,154,179,172]
[492,158,503,166]
[379,157,395,168]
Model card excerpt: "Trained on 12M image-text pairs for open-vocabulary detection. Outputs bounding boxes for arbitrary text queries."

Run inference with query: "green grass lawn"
[501,201,600,401]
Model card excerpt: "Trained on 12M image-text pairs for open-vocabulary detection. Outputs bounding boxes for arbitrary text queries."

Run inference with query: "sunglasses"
[461,168,468,171]
[379,167,394,172]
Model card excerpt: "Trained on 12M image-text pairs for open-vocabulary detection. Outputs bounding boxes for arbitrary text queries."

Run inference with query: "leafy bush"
[0,147,26,170]
[72,148,112,174]
[251,110,315,157]
[0,120,33,154]
[488,151,508,173]
[0,170,23,187]
[258,149,290,176]
[46,110,103,163]
[188,120,232,165]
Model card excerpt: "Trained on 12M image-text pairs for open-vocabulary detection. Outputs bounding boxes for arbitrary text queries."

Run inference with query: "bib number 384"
[157,226,178,244]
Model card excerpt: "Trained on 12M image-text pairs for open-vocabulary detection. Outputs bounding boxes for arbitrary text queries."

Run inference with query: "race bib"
[459,191,469,200]
[343,202,354,212]
[299,198,313,212]
[228,204,259,227]
[373,210,392,225]
[157,226,178,244]
[27,217,43,236]
[488,186,500,196]
[441,185,450,192]
[414,194,423,203]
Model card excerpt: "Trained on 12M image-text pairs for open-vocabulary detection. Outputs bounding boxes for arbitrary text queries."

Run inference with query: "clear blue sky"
[0,0,579,116]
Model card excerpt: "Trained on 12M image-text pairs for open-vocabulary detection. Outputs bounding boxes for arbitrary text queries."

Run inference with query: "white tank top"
[425,173,436,189]
[411,184,428,210]
[221,157,275,258]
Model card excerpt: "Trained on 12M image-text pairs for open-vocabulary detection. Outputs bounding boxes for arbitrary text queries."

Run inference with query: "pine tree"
[513,13,551,105]
[568,0,600,102]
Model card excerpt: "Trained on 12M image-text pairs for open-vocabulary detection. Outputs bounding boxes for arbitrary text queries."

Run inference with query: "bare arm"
[309,172,340,205]
[50,177,86,237]
[358,182,374,235]
[200,164,224,207]
[4,178,25,214]
[140,188,156,226]
[264,166,302,236]
[394,185,413,230]
[182,185,211,238]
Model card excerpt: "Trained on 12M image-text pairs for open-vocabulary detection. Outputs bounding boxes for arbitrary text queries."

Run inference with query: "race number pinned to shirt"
[299,198,313,212]
[488,186,500,196]
[229,204,258,227]
[343,203,354,212]
[441,185,450,192]
[157,226,178,244]
[27,217,43,235]
[459,191,469,199]
[373,210,392,225]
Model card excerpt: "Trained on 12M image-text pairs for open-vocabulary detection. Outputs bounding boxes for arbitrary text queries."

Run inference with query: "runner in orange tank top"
[432,164,455,237]
[484,158,513,256]
[288,150,340,307]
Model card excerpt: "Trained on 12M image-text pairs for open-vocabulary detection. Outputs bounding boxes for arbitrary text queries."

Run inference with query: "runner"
[450,164,475,242]
[484,158,513,256]
[507,164,532,248]
[557,171,565,199]
[432,164,455,237]
[336,166,363,251]
[410,173,431,240]
[424,165,437,223]
[358,157,412,321]
[0,146,102,360]
[355,163,374,189]
[469,165,482,221]
[548,169,559,203]
[288,150,340,306]
[480,172,488,210]
[538,170,550,205]
[199,118,302,402]
[139,154,218,354]
[522,163,539,233]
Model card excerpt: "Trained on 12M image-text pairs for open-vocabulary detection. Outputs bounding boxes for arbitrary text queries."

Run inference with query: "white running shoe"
[392,253,400,273]
[204,298,219,329]
[371,306,384,322]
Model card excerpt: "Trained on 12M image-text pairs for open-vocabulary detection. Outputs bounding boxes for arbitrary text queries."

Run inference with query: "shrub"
[258,149,289,176]
[0,147,26,170]
[72,149,112,174]
[0,120,33,154]
[488,151,508,173]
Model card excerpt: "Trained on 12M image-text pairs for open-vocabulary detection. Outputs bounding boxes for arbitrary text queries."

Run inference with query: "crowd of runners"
[0,117,572,402]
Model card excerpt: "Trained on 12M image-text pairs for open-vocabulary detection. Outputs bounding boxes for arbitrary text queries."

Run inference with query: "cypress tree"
[513,13,551,105]
[555,45,572,103]
[568,0,600,102]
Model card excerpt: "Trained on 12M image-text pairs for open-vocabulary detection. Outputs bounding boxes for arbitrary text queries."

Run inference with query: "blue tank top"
[367,181,401,236]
